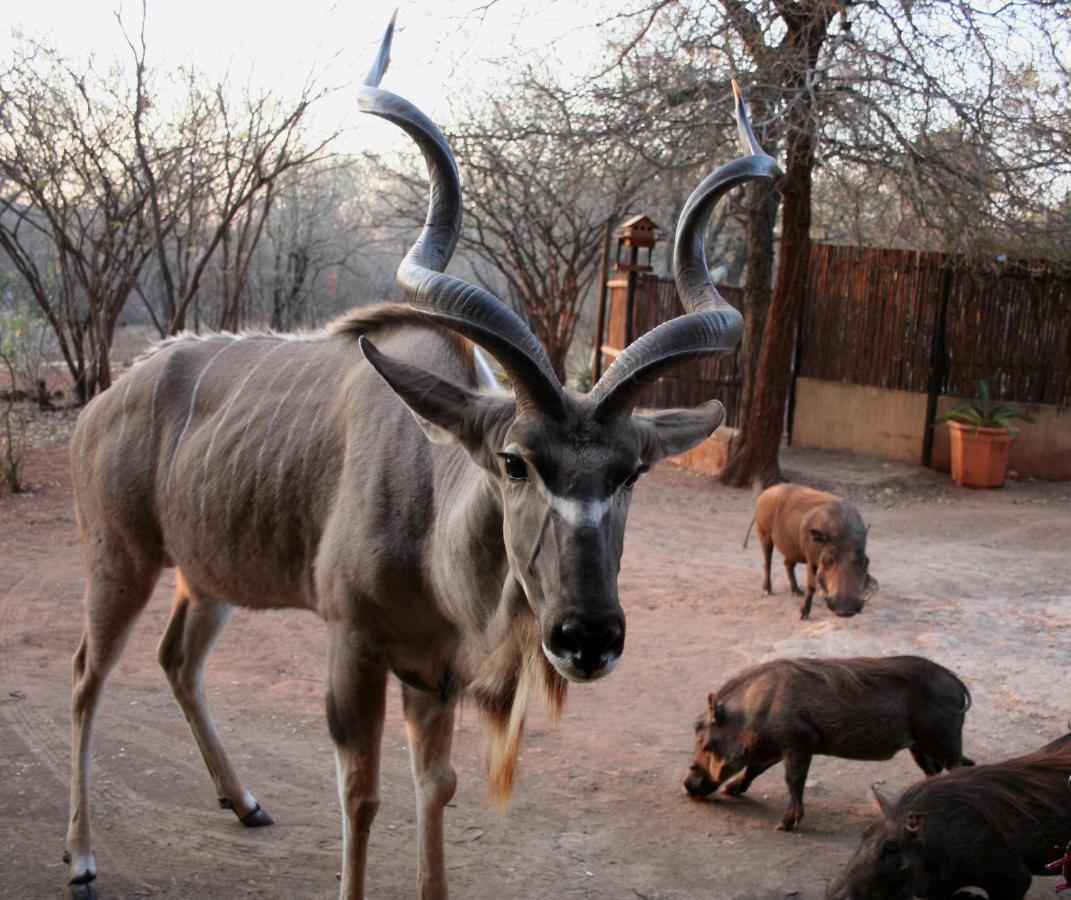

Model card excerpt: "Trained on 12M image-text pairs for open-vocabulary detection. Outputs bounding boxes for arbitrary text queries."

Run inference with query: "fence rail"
[801,245,1071,407]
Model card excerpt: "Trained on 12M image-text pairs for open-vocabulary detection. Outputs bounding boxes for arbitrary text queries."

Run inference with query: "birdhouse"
[614,215,663,273]
[591,214,666,382]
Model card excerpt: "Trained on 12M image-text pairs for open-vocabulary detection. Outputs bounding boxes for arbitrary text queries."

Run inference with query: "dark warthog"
[683,656,973,831]
[746,483,877,619]
[828,732,1071,900]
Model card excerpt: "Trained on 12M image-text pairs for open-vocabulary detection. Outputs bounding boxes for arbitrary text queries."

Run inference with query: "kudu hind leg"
[327,627,388,900]
[157,581,271,825]
[67,545,160,898]
[402,684,458,900]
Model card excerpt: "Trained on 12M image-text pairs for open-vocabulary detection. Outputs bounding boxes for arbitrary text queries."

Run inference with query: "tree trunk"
[720,10,830,487]
[732,180,779,437]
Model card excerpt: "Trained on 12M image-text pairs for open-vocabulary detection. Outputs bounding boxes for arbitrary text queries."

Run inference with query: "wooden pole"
[592,219,613,383]
[922,260,954,468]
[784,274,808,447]
[624,244,639,348]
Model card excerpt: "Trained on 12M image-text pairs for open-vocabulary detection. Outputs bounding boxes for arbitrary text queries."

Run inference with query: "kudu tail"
[743,517,756,549]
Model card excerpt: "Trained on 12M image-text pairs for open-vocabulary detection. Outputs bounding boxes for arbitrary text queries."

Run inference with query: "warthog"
[828,732,1071,900]
[683,656,973,831]
[746,483,877,618]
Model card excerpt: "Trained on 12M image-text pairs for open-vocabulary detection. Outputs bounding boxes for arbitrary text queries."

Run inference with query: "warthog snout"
[827,595,865,617]
[543,613,625,682]
[682,764,718,797]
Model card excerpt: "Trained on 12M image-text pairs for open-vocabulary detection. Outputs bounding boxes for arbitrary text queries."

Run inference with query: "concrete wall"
[790,378,928,463]
[788,377,1071,480]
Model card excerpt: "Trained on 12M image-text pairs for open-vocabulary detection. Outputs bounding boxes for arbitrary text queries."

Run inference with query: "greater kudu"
[64,17,774,900]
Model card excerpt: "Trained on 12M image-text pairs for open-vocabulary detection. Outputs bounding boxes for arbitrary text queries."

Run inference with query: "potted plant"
[936,380,1032,488]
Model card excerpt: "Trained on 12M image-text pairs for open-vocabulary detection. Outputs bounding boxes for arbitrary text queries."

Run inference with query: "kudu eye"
[498,453,528,482]
[623,464,649,489]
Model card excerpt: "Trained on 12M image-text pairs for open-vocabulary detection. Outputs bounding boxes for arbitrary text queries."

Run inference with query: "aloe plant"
[936,380,1033,434]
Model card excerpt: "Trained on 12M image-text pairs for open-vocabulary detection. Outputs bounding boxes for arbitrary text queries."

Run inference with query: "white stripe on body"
[199,339,290,520]
[147,379,160,451]
[224,346,310,524]
[249,356,319,529]
[222,345,310,522]
[115,376,134,465]
[273,364,336,494]
[165,339,237,498]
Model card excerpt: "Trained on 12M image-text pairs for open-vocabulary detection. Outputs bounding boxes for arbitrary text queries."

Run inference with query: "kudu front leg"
[327,627,388,900]
[402,685,458,900]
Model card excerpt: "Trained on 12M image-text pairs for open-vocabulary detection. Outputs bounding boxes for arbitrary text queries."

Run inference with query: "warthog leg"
[785,562,804,596]
[799,563,818,619]
[776,750,813,831]
[722,755,779,797]
[760,535,774,594]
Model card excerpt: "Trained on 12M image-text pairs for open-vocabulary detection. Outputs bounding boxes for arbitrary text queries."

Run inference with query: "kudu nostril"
[550,618,625,677]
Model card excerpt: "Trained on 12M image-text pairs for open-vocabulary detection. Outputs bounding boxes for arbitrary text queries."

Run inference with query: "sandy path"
[2,440,1069,899]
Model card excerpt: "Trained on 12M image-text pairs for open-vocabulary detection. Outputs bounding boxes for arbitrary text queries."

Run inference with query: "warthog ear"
[633,400,724,465]
[809,528,830,544]
[904,812,925,843]
[870,784,894,818]
[707,693,724,723]
[360,337,512,454]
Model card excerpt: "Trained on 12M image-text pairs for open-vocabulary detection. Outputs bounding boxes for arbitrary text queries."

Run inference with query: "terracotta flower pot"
[947,420,1015,488]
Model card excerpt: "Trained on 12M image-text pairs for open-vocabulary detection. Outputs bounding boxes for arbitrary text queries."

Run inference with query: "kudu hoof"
[219,798,274,827]
[69,877,98,900]
[240,804,274,827]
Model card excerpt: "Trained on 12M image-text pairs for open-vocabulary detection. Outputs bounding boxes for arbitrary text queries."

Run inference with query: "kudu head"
[359,16,775,683]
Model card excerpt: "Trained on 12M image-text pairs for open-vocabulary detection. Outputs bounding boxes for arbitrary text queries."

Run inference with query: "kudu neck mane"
[329,302,478,380]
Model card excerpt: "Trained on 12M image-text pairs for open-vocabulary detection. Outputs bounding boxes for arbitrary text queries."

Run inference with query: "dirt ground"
[2,421,1070,899]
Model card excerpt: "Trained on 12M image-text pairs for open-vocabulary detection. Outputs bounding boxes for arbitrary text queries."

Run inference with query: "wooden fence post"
[922,261,954,467]
[784,255,811,446]
[591,219,613,383]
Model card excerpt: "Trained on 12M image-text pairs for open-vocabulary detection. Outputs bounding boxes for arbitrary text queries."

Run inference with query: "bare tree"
[256,162,369,330]
[0,41,155,401]
[121,8,334,336]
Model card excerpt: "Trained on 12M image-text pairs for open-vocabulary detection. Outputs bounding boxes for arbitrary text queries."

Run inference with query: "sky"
[4,0,619,153]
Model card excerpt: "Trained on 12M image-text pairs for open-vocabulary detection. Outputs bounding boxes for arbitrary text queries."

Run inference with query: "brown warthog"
[682,656,973,831]
[827,732,1071,900]
[746,483,877,618]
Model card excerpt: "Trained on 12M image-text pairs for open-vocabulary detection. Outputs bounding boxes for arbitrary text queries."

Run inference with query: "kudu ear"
[632,400,724,465]
[360,337,510,453]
